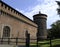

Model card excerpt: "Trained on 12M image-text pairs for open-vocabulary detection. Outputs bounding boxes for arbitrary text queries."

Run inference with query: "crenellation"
[3,4,5,9]
[1,7,37,27]
[8,7,10,10]
[1,2,3,7]
[0,2,37,27]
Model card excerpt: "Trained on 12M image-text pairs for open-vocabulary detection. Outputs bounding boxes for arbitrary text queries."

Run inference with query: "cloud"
[16,0,60,29]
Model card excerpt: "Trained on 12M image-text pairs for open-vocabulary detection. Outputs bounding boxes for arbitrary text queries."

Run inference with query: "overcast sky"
[2,0,60,29]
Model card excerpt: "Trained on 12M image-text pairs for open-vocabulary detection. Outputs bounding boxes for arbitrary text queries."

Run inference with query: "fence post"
[26,33,30,47]
[50,31,52,47]
[37,32,39,47]
[1,38,3,44]
[26,30,30,47]
[16,37,18,45]
[8,38,10,44]
[37,37,39,47]
[50,35,52,47]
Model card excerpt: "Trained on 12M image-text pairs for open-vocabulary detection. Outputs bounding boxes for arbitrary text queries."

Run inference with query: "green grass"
[30,39,60,47]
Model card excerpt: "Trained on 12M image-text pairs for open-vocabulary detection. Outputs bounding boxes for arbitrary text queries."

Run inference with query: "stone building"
[0,1,47,45]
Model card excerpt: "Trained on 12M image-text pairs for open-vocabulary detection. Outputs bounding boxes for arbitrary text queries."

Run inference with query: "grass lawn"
[30,39,60,47]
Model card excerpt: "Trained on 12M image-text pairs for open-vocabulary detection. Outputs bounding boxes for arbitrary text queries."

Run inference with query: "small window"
[3,26,10,38]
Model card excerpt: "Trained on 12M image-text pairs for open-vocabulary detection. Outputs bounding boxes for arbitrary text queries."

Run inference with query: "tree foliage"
[47,20,60,39]
[56,1,60,16]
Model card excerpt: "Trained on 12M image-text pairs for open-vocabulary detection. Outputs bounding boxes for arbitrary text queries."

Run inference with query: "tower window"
[3,26,10,38]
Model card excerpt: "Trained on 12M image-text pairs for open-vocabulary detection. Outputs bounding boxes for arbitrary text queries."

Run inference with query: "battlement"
[0,1,37,27]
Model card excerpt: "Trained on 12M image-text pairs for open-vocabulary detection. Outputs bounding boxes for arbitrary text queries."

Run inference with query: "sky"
[2,0,60,29]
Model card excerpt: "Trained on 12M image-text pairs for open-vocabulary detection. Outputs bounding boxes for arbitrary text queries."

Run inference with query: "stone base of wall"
[0,45,26,47]
[0,45,16,47]
[0,45,37,47]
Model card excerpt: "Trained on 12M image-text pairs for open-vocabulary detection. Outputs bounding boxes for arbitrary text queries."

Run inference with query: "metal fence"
[0,38,37,47]
[0,31,37,47]
[0,38,26,45]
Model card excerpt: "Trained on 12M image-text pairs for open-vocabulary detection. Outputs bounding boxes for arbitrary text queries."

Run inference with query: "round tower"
[33,12,47,40]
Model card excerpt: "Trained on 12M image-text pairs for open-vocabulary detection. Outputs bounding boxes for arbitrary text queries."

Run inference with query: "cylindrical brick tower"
[33,12,47,40]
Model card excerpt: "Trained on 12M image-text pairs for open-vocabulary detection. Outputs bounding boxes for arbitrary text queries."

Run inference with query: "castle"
[0,1,47,45]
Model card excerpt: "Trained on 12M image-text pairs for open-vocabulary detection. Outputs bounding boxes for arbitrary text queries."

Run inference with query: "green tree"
[56,1,60,16]
[48,20,60,39]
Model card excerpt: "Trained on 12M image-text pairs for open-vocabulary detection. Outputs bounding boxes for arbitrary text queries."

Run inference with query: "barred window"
[3,26,10,38]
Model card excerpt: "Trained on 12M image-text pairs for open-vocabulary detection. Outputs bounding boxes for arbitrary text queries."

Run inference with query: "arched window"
[3,26,10,38]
